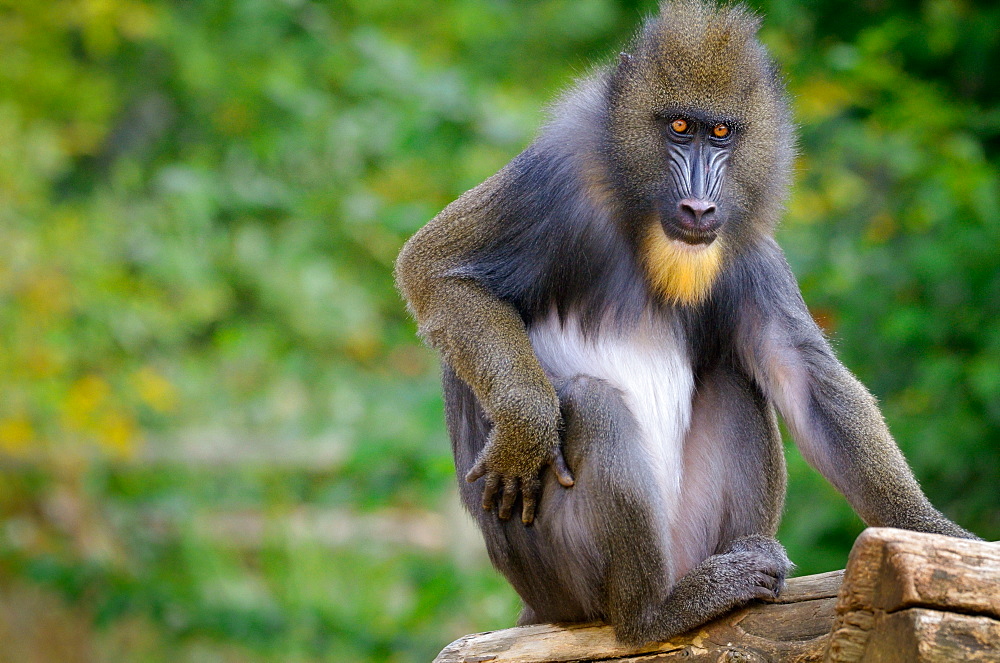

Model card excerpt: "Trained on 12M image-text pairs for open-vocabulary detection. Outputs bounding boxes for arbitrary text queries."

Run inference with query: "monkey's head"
[604,0,794,305]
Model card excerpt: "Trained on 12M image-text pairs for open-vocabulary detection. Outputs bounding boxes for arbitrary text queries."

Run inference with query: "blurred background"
[0,0,996,661]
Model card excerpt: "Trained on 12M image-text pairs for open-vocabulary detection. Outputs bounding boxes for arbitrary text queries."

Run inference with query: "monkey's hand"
[466,396,574,524]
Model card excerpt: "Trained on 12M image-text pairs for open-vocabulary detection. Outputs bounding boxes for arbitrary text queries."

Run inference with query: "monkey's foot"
[713,535,793,602]
[634,535,792,644]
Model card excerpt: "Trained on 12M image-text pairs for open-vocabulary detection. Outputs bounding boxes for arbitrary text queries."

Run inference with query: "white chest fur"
[528,311,695,515]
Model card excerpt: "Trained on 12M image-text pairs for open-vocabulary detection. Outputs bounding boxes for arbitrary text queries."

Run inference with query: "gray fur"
[733,240,975,538]
[446,361,792,645]
[397,0,978,648]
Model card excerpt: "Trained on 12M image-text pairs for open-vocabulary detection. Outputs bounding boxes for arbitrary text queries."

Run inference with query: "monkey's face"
[601,5,794,305]
[605,60,783,250]
[656,114,734,247]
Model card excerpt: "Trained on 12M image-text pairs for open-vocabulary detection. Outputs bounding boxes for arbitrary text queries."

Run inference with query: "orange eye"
[713,123,730,138]
[671,118,689,133]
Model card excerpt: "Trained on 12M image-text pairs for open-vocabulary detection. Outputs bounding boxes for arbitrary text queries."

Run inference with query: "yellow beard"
[642,225,724,306]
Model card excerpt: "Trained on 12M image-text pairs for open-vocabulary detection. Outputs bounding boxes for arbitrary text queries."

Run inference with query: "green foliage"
[0,1,996,661]
[770,0,1000,558]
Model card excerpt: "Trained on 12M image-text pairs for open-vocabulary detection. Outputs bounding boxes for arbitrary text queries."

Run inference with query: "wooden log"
[867,609,1000,662]
[434,570,844,663]
[825,527,1000,662]
[436,529,1000,662]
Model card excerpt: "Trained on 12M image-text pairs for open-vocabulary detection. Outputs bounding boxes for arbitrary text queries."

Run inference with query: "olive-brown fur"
[396,0,978,646]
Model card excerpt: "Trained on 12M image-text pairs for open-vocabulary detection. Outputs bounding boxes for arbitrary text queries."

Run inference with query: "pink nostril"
[678,198,717,225]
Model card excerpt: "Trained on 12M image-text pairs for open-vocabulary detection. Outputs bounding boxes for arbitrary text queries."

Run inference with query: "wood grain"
[434,571,843,663]
[825,528,1000,663]
[435,530,1000,662]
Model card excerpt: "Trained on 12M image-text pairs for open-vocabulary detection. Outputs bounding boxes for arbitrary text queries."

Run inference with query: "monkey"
[395,0,979,646]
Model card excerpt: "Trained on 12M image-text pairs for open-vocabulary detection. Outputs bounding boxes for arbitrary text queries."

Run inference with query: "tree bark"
[825,527,1000,663]
[435,570,844,662]
[435,529,1000,663]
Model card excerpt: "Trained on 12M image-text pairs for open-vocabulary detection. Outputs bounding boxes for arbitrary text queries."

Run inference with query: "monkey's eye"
[670,118,690,134]
[712,123,731,139]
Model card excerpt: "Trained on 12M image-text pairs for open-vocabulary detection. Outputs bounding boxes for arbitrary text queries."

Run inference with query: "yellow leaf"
[63,375,110,430]
[865,212,898,244]
[22,272,72,321]
[132,367,178,414]
[0,416,34,457]
[97,410,136,459]
[795,78,854,123]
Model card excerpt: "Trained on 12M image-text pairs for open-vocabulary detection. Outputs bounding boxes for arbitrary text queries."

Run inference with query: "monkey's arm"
[735,240,977,539]
[395,180,573,524]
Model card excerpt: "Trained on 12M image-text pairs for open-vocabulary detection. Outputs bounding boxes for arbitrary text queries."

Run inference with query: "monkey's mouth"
[660,221,719,247]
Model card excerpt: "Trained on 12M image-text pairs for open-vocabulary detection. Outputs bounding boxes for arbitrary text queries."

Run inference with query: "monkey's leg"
[447,369,674,626]
[627,532,791,645]
[674,364,786,558]
[540,374,678,628]
[625,365,792,645]
[445,368,597,623]
[549,371,790,646]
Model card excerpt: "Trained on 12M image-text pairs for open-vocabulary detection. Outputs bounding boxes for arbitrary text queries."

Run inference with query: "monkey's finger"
[481,474,500,511]
[498,477,518,520]
[520,478,541,525]
[751,571,782,594]
[750,585,779,601]
[466,461,487,483]
[549,448,575,487]
[521,497,536,525]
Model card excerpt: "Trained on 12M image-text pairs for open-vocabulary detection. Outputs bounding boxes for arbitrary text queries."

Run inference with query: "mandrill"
[395,0,978,646]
